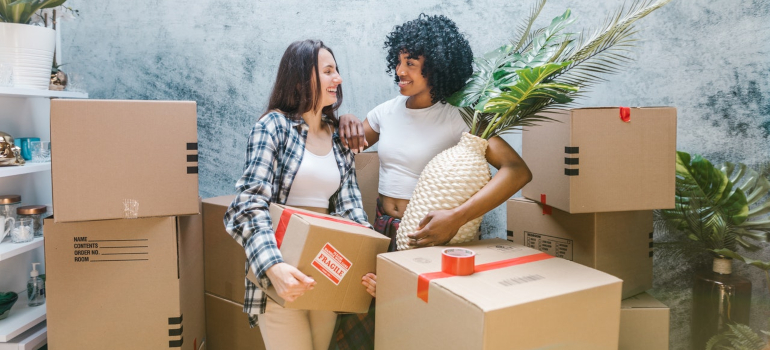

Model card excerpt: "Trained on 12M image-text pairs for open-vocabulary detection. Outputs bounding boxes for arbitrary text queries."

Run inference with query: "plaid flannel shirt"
[224,111,372,327]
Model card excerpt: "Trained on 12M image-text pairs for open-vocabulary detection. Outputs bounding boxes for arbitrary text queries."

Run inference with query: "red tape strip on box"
[540,194,552,215]
[275,208,365,248]
[417,251,554,302]
[620,107,631,122]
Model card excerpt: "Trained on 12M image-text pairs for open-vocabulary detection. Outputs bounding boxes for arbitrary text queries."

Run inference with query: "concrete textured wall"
[62,0,770,348]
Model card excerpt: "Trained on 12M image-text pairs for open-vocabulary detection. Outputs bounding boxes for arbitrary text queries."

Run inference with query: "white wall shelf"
[0,239,44,263]
[0,87,87,99]
[0,322,45,350]
[0,164,50,179]
[0,293,45,342]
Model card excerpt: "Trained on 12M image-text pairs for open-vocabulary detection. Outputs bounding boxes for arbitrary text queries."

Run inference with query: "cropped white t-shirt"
[367,95,469,199]
[285,148,340,208]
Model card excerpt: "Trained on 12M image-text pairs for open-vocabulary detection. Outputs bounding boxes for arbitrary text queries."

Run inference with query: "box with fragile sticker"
[247,204,390,313]
[375,239,623,350]
[521,107,676,213]
[506,198,653,298]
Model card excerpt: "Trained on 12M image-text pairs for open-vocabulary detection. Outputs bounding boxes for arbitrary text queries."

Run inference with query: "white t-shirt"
[367,95,470,199]
[286,148,340,208]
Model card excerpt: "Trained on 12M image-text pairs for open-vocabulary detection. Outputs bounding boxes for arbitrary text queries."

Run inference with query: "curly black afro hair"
[384,14,473,104]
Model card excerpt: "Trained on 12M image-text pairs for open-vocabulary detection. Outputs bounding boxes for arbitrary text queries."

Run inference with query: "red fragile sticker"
[311,243,352,285]
[620,107,631,122]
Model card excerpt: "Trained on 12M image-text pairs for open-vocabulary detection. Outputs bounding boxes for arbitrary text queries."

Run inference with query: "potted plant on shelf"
[661,151,770,350]
[395,0,674,250]
[0,0,70,89]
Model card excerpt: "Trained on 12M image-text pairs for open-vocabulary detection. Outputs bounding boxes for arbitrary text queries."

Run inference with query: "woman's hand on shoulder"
[265,262,316,302]
[339,114,368,153]
[361,272,377,298]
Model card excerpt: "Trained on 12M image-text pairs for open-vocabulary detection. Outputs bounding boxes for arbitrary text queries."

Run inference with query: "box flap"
[203,195,236,208]
[380,239,621,312]
[621,292,668,309]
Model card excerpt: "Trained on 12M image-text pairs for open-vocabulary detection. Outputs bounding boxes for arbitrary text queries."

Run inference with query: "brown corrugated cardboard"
[205,293,266,350]
[203,195,247,304]
[354,151,379,226]
[375,238,623,350]
[619,293,670,350]
[521,107,676,213]
[50,99,200,223]
[246,204,390,313]
[506,198,652,298]
[45,214,205,350]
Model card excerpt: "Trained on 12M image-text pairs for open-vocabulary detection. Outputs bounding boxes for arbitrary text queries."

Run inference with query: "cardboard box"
[619,293,670,350]
[45,214,205,350]
[246,204,390,313]
[521,107,676,213]
[203,195,248,304]
[506,198,652,298]
[205,293,266,350]
[375,238,623,350]
[355,151,379,226]
[51,99,200,223]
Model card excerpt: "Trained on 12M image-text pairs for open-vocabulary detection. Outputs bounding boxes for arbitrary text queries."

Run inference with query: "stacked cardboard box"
[45,100,205,350]
[509,107,676,347]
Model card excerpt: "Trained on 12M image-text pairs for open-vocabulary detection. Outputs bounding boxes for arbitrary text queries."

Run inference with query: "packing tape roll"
[441,248,475,276]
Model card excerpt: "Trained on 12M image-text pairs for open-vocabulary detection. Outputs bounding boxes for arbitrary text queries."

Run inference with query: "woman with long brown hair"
[224,39,372,350]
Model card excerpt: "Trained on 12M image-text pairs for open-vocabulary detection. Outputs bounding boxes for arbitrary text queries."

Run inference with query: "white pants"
[257,298,338,350]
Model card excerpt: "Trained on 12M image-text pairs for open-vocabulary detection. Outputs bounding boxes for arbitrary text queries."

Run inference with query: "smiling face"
[396,51,431,104]
[315,48,342,110]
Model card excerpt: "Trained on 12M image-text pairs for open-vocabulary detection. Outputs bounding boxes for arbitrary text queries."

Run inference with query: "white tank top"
[285,148,341,208]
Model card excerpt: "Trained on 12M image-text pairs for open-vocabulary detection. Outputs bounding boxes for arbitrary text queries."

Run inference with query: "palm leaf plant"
[395,0,674,250]
[660,151,770,264]
[447,0,673,138]
[0,0,67,24]
[706,321,770,350]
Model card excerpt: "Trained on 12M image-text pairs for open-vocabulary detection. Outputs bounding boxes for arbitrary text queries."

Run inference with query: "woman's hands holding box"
[266,262,316,302]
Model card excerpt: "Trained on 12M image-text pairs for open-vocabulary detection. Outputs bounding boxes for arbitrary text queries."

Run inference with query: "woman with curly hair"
[332,14,532,349]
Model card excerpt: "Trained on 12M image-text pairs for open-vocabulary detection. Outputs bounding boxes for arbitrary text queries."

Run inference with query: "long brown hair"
[264,40,342,126]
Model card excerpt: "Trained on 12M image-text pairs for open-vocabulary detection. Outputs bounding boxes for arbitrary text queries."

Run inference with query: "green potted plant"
[660,151,770,349]
[0,0,69,89]
[395,0,673,249]
[706,320,770,350]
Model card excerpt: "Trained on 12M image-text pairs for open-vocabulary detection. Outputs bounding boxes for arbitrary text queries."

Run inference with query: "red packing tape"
[620,107,631,122]
[417,252,554,302]
[540,194,552,215]
[275,208,365,248]
[441,248,475,276]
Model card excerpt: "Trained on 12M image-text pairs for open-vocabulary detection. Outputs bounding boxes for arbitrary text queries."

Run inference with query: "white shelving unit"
[0,322,46,350]
[0,87,88,349]
[0,294,46,342]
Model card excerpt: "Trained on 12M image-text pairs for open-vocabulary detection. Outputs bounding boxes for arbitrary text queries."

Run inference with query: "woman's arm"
[407,136,532,247]
[338,114,379,152]
[224,114,315,300]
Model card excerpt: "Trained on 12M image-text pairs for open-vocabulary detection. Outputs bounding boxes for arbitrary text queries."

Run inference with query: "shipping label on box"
[620,293,670,350]
[375,238,622,350]
[246,204,390,313]
[522,107,676,213]
[51,99,200,223]
[45,214,205,350]
[507,198,653,298]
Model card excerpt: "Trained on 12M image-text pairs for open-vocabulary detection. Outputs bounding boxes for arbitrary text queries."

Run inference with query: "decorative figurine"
[0,132,25,166]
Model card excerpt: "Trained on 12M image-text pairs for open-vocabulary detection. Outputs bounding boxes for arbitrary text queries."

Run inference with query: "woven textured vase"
[396,132,491,250]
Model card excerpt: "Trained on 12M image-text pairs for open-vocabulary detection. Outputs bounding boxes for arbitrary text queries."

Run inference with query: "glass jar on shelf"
[0,195,21,220]
[11,218,34,243]
[17,205,47,238]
